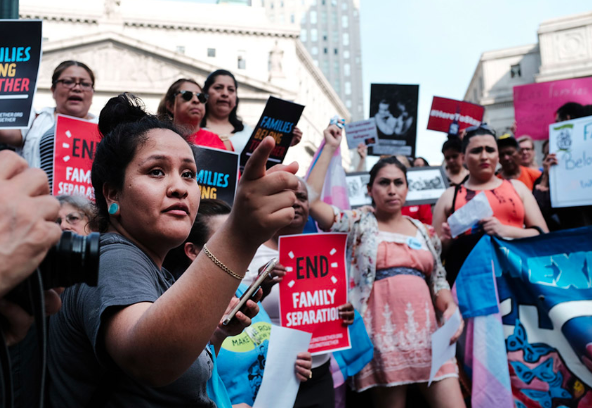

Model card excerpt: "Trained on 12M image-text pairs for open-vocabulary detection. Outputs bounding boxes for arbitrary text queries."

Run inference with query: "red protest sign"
[53,114,100,200]
[513,77,592,140]
[427,97,484,134]
[278,233,350,355]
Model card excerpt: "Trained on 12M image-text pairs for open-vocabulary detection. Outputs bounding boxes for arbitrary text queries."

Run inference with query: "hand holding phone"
[222,258,278,325]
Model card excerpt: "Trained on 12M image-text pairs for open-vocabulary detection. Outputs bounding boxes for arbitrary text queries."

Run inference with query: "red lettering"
[13,78,21,91]
[20,78,29,91]
[4,78,13,91]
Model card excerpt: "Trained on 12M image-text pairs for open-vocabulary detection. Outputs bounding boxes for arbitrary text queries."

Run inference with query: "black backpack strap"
[450,183,462,215]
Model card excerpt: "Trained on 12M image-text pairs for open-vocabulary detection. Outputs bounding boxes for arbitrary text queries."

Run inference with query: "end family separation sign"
[278,233,351,355]
[0,20,42,129]
[240,96,304,170]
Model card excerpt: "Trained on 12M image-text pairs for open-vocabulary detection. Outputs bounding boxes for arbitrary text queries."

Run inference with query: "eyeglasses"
[465,123,496,138]
[175,90,208,104]
[55,78,94,91]
[56,212,85,226]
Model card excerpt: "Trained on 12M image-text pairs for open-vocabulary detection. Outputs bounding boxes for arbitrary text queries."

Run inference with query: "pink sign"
[513,77,592,140]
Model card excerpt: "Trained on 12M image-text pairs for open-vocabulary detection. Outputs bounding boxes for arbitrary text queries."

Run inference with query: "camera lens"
[39,231,100,289]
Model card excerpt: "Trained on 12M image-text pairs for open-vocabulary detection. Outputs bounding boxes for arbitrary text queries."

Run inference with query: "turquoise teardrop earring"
[108,203,119,215]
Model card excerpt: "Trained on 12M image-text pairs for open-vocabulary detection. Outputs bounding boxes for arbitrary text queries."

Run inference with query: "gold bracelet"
[202,244,243,280]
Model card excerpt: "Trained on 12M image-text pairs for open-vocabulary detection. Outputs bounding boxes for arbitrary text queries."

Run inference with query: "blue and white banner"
[456,227,592,408]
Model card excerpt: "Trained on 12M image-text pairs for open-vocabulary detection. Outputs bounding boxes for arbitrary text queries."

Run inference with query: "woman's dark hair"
[157,78,201,122]
[555,102,592,122]
[200,70,244,133]
[368,156,408,190]
[92,93,184,232]
[442,134,462,154]
[163,199,232,278]
[51,60,95,89]
[461,123,496,153]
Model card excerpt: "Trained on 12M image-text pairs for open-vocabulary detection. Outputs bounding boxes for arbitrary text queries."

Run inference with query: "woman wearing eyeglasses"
[56,195,95,236]
[158,78,226,150]
[0,60,96,188]
[432,124,548,284]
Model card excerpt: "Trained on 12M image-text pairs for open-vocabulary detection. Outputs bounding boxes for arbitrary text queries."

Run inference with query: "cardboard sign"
[369,83,419,157]
[427,96,484,134]
[191,145,239,206]
[344,119,378,149]
[549,116,592,208]
[240,96,304,169]
[52,115,100,200]
[0,20,42,129]
[406,166,450,206]
[278,233,350,355]
[514,78,592,140]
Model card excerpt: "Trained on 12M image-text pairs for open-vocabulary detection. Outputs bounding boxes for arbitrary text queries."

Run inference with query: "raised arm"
[104,137,300,387]
[308,124,343,231]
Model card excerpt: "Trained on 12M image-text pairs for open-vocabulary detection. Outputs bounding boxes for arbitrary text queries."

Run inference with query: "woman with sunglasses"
[158,78,225,149]
[0,60,96,189]
[56,194,96,235]
[432,124,548,284]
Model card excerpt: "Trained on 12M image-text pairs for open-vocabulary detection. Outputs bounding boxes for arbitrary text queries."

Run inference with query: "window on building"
[280,0,284,7]
[332,30,338,42]
[311,0,316,5]
[323,30,328,41]
[312,46,318,55]
[207,48,216,57]
[334,48,338,55]
[343,50,350,58]
[313,59,319,67]
[311,28,318,41]
[324,47,328,54]
[353,10,358,16]
[331,0,337,6]
[345,81,351,95]
[237,51,246,70]
[175,45,185,54]
[342,1,347,10]
[279,14,285,22]
[333,60,339,73]
[331,11,337,25]
[271,2,274,8]
[344,63,350,76]
[321,60,329,76]
[346,99,352,108]
[300,29,307,42]
[301,11,306,23]
[290,13,295,23]
[510,64,521,78]
[343,32,349,46]
[358,104,362,113]
[355,56,360,64]
[261,0,264,6]
[342,15,348,28]
[321,11,327,24]
[310,10,317,23]
[321,0,325,5]
[333,79,341,92]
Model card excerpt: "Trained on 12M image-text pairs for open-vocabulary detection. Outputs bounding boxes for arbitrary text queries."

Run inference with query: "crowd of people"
[0,58,590,408]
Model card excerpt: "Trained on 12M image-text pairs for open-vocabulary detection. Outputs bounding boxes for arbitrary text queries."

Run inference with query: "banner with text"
[344,118,378,149]
[191,145,239,206]
[456,228,592,407]
[426,96,484,134]
[514,77,592,140]
[0,20,42,129]
[278,233,350,355]
[549,115,592,208]
[53,115,100,200]
[240,96,304,170]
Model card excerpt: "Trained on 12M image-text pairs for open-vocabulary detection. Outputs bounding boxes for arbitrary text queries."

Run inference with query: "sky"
[174,0,592,165]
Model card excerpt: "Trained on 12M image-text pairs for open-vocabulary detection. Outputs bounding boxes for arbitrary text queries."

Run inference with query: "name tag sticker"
[407,237,422,250]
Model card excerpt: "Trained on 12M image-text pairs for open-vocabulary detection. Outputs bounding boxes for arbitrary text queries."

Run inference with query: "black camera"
[5,231,101,313]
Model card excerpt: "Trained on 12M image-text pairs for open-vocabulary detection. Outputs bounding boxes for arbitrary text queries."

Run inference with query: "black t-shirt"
[47,233,215,408]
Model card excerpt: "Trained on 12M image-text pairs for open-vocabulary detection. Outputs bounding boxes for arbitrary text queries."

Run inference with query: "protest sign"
[0,20,42,129]
[278,233,350,355]
[344,119,378,149]
[369,83,418,156]
[191,145,239,206]
[514,77,592,140]
[345,172,371,208]
[456,227,592,406]
[52,115,100,200]
[240,96,304,169]
[406,166,449,206]
[426,96,484,134]
[548,115,592,208]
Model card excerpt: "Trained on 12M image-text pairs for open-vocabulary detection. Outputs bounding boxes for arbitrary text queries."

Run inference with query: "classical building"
[260,0,364,120]
[20,0,351,172]
[464,11,592,135]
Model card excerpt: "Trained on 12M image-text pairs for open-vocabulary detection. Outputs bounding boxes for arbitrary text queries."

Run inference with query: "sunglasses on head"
[465,123,496,138]
[175,90,208,104]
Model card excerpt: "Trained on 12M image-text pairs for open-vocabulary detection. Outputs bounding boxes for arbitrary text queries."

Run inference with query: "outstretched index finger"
[242,136,275,181]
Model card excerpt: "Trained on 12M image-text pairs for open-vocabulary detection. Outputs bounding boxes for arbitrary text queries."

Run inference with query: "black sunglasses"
[465,123,496,138]
[175,90,208,104]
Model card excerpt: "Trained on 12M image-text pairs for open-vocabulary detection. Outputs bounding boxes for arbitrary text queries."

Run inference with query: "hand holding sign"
[230,136,299,249]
